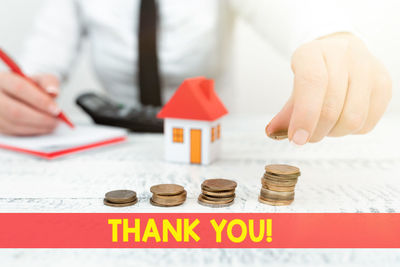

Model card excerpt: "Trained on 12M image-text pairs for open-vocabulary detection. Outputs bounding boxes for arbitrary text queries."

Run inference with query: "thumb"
[265,97,293,138]
[31,74,60,97]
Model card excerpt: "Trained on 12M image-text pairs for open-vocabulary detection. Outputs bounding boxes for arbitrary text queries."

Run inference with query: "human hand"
[266,33,392,145]
[0,72,60,136]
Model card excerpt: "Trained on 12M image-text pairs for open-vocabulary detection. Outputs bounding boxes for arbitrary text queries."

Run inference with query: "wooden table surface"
[0,115,399,266]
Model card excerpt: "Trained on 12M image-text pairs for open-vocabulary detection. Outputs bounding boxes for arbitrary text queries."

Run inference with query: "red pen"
[0,48,74,128]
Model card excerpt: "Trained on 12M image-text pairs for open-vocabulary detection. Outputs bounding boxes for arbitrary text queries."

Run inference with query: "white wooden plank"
[0,116,399,266]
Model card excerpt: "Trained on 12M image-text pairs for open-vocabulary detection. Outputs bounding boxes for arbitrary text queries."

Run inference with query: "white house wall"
[164,118,222,165]
[209,119,222,163]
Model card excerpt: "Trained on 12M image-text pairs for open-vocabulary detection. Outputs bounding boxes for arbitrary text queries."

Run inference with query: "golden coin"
[263,174,299,182]
[198,194,234,205]
[197,200,234,208]
[260,188,295,200]
[201,178,237,192]
[152,191,187,205]
[268,130,288,140]
[201,193,235,202]
[152,190,187,201]
[105,190,137,204]
[103,198,138,207]
[150,184,184,196]
[264,172,299,180]
[198,195,234,208]
[150,198,185,207]
[265,164,300,176]
[262,177,298,187]
[263,183,296,192]
[201,189,235,198]
[258,196,293,206]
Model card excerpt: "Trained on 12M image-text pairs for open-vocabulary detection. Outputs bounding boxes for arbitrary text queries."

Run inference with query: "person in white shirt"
[0,0,392,145]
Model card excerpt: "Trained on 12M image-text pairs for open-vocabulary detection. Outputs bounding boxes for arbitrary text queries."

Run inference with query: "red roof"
[157,77,228,121]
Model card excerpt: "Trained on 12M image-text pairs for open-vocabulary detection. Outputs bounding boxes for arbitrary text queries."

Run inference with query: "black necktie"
[138,0,161,106]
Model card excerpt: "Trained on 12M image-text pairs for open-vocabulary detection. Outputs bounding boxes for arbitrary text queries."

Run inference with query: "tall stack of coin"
[150,184,187,207]
[104,190,138,207]
[198,178,237,207]
[259,164,300,206]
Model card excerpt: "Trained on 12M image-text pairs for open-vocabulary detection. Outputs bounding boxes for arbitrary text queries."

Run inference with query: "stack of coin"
[104,190,138,207]
[198,178,237,207]
[259,164,301,206]
[150,184,187,207]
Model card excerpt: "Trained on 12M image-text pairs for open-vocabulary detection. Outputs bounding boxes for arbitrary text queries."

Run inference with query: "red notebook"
[0,124,127,159]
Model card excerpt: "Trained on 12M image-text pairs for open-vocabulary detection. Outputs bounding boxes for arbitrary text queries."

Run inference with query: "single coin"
[152,191,187,205]
[265,164,300,176]
[198,200,234,208]
[262,177,298,187]
[198,196,234,208]
[260,188,295,200]
[258,196,293,206]
[150,198,185,207]
[263,183,296,192]
[105,190,137,204]
[202,189,235,198]
[152,190,187,201]
[263,174,299,183]
[201,193,235,202]
[201,178,237,192]
[103,198,138,207]
[150,184,185,196]
[198,194,234,205]
[264,172,299,180]
[268,130,288,140]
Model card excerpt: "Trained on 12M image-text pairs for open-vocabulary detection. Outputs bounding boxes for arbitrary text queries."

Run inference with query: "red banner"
[0,213,399,248]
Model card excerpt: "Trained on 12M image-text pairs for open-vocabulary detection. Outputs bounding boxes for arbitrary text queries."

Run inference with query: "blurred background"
[0,0,399,117]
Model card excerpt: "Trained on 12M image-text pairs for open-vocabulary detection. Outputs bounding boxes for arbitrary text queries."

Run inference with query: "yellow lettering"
[227,219,247,243]
[266,219,272,242]
[108,219,122,242]
[142,219,161,242]
[248,219,264,242]
[163,219,182,242]
[123,219,141,242]
[184,219,200,242]
[210,219,227,243]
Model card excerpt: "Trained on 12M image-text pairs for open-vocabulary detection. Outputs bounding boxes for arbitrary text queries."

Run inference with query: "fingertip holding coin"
[268,130,289,140]
[265,123,271,135]
[265,123,289,141]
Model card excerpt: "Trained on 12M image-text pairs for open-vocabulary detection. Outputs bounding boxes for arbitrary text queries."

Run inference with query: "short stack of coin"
[150,184,187,207]
[198,178,237,207]
[104,190,138,207]
[259,164,301,206]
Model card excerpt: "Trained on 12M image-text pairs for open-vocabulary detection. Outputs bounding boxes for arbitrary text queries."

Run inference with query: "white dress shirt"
[21,0,352,108]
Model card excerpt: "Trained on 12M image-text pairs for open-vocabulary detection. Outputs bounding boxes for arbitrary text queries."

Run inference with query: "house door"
[190,129,202,164]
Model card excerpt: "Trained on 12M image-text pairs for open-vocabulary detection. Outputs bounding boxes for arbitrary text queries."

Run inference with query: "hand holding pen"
[0,48,74,136]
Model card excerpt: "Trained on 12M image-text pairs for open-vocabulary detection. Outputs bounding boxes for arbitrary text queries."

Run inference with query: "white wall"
[1,0,399,117]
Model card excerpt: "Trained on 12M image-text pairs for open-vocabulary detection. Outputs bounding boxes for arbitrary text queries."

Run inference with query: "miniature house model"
[157,77,228,165]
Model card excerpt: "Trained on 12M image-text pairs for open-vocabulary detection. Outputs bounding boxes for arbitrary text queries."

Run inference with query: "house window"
[217,124,221,139]
[172,128,184,143]
[211,127,215,142]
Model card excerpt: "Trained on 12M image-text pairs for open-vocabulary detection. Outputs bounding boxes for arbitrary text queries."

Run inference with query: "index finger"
[0,73,60,116]
[289,42,328,145]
